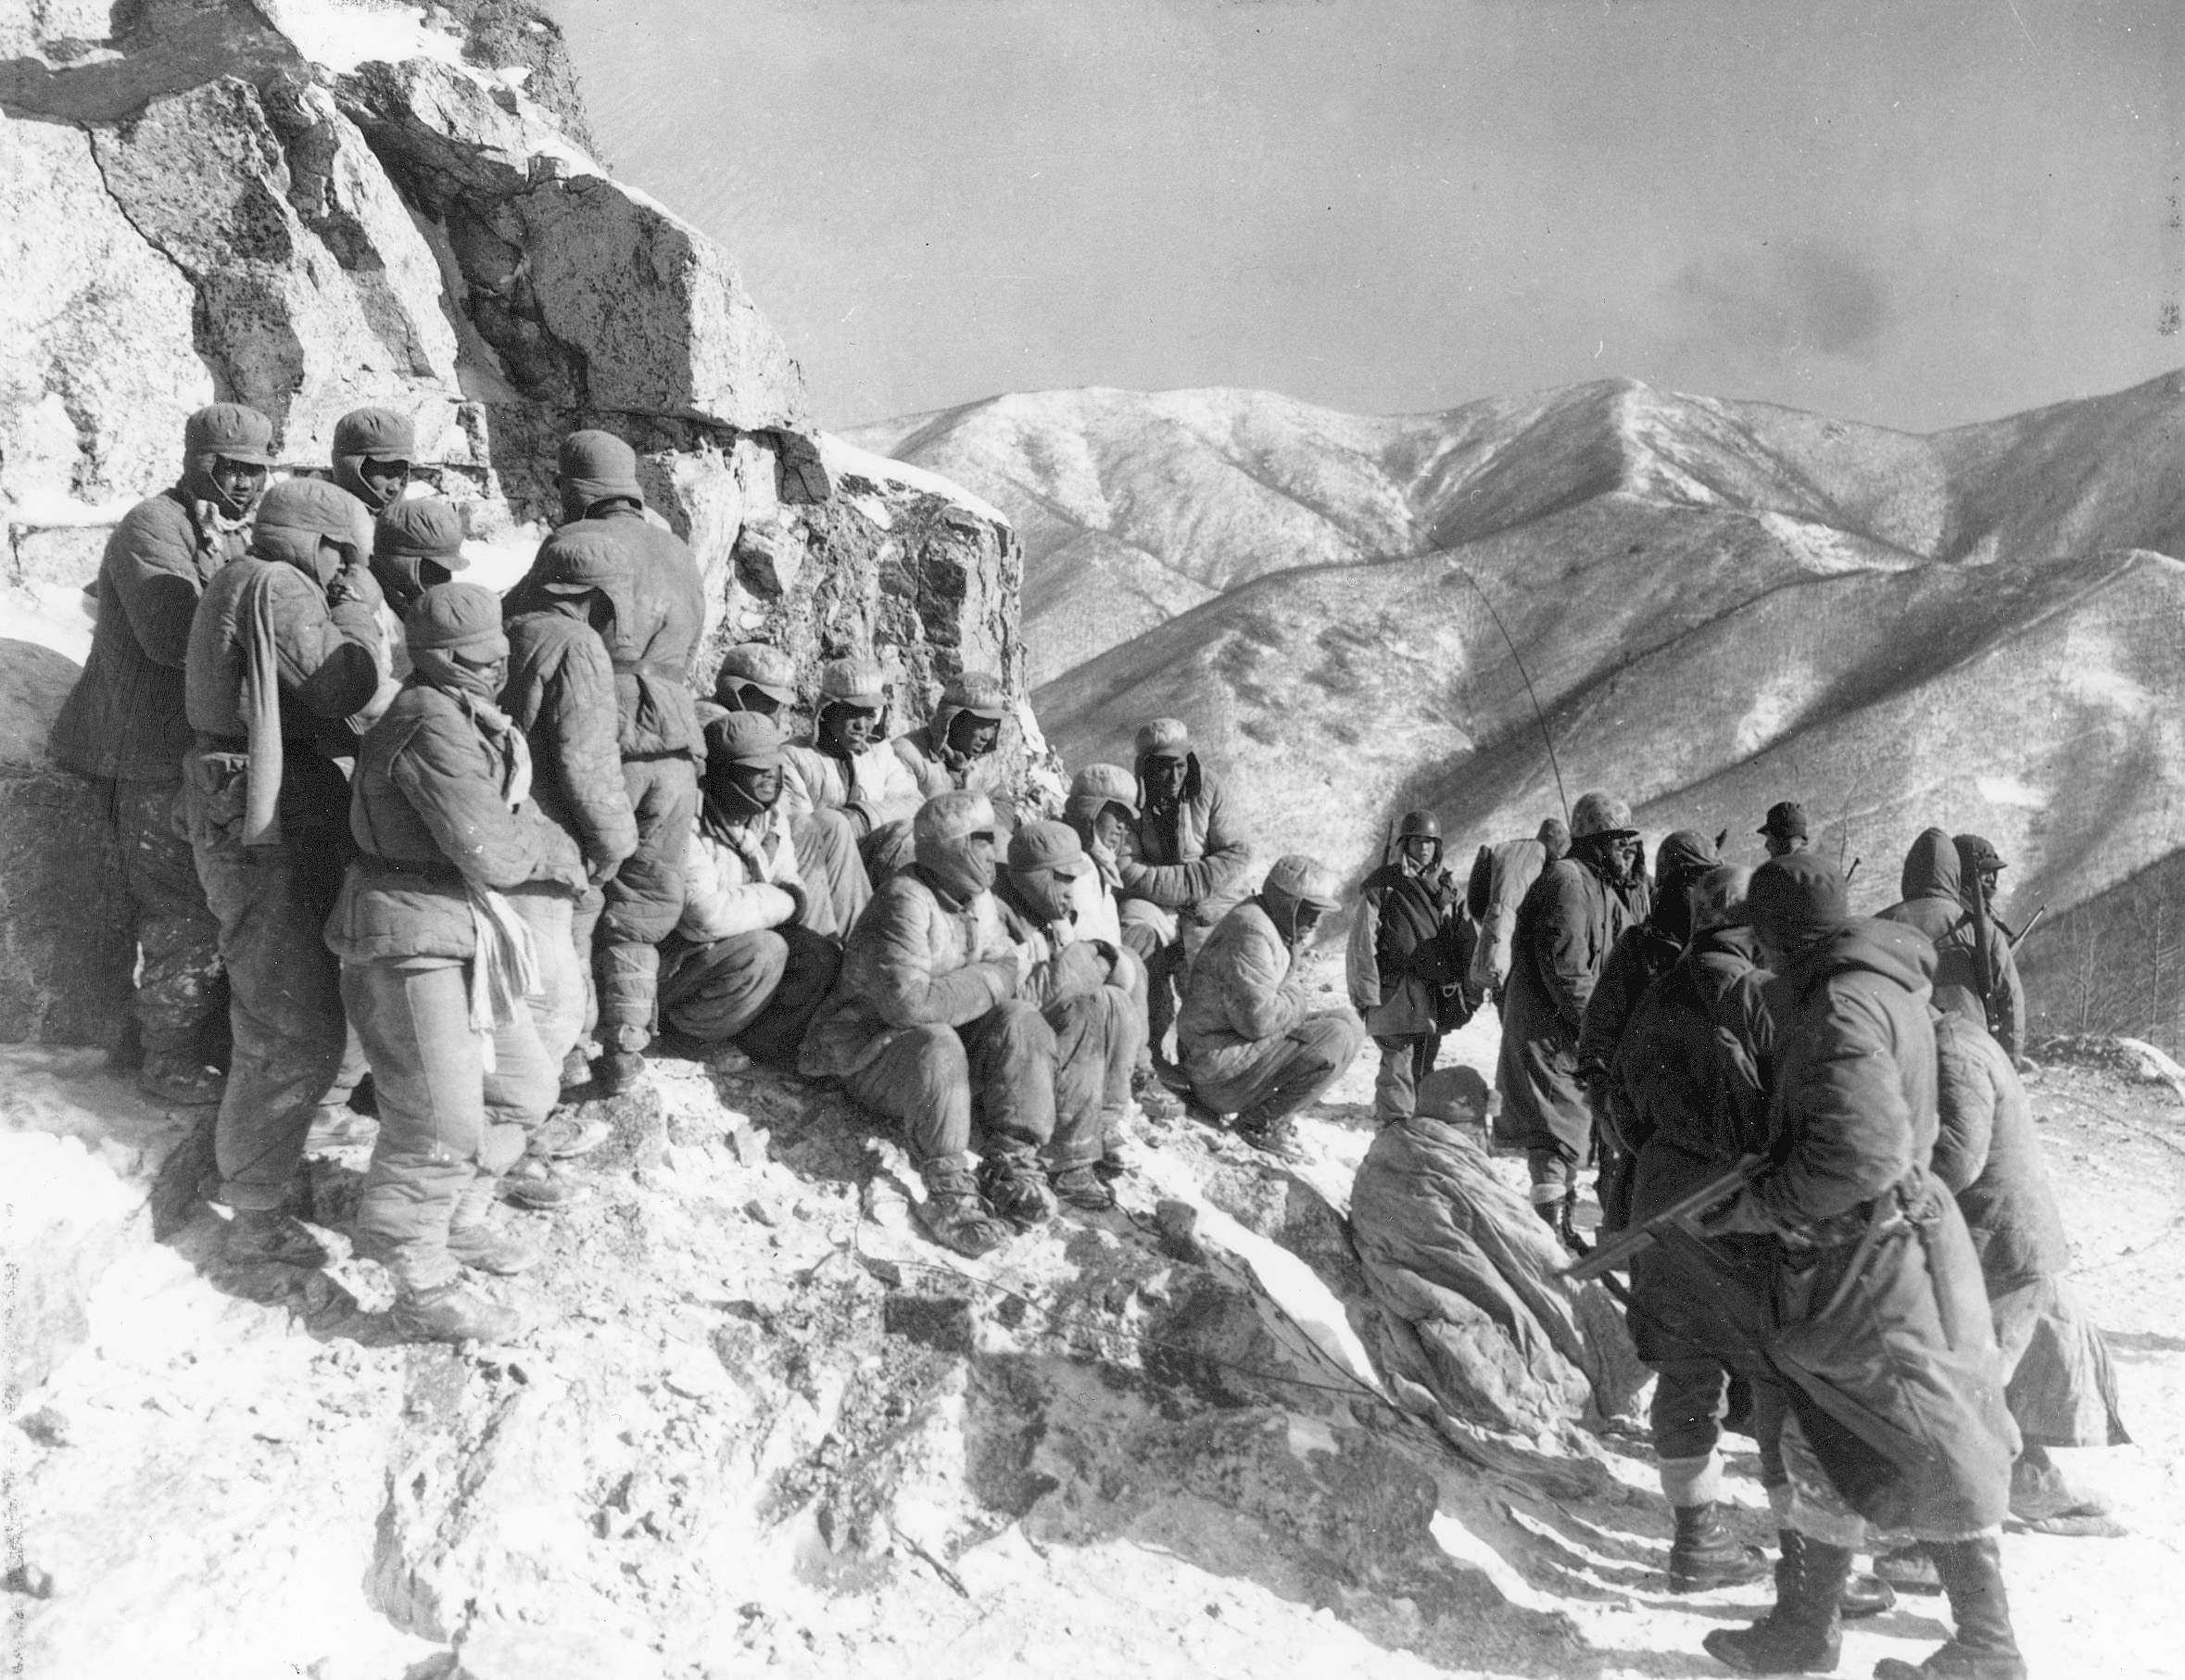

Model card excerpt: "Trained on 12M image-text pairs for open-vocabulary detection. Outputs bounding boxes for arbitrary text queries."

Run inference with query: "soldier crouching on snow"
[1175,854,1364,1158]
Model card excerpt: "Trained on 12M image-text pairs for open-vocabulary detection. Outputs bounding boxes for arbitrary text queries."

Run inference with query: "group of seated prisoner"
[55,403,1375,1345]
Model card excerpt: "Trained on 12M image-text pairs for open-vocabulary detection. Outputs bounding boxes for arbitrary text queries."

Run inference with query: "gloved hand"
[325,549,382,611]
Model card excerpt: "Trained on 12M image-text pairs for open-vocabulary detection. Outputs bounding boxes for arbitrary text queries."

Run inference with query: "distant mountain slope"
[852,371,2185,1042]
[846,372,2185,685]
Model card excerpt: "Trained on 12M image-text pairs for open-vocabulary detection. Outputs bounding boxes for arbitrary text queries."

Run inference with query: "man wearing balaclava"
[658,713,841,1068]
[1578,827,1720,1228]
[712,642,872,939]
[1115,717,1253,1089]
[1175,853,1365,1157]
[1697,853,2020,1680]
[179,478,385,1266]
[781,655,948,882]
[991,819,1148,1210]
[800,789,1054,1257]
[1494,790,1644,1251]
[329,407,415,516]
[1878,828,2025,1062]
[51,403,275,1107]
[503,429,706,1096]
[327,582,586,1344]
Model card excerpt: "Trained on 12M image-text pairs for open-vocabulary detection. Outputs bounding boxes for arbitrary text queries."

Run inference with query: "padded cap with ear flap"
[184,402,274,466]
[405,580,504,651]
[1007,819,1093,878]
[1263,853,1342,914]
[558,429,642,509]
[715,642,799,703]
[941,669,1008,720]
[374,498,468,564]
[704,710,786,770]
[915,789,996,847]
[818,656,888,707]
[332,407,415,462]
[1134,717,1191,760]
[1067,763,1139,821]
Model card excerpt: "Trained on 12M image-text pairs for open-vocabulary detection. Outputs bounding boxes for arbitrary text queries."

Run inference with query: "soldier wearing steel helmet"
[1345,810,1482,1125]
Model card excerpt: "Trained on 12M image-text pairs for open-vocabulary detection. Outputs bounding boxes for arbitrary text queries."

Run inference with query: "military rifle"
[2002,904,2046,948]
[1561,1153,1767,1282]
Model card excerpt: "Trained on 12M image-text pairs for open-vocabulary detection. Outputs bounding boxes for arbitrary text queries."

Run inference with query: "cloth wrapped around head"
[407,581,510,700]
[915,789,999,903]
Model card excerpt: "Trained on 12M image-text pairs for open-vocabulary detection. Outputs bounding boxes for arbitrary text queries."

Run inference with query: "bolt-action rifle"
[2001,904,2046,948]
[1561,1153,1767,1283]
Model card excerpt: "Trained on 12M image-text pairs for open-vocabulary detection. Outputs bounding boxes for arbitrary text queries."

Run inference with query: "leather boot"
[1840,1568,1899,1619]
[1873,1536,2026,1680]
[1669,1502,1770,1592]
[1874,1542,1942,1596]
[918,1156,1009,1257]
[138,1052,225,1107]
[1558,1190,1592,1257]
[1700,1529,1848,1674]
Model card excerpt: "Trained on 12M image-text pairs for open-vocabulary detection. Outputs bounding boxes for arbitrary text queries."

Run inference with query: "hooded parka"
[1727,893,2015,1540]
[1932,1012,2126,1449]
[1877,828,2024,1060]
[1466,827,1563,996]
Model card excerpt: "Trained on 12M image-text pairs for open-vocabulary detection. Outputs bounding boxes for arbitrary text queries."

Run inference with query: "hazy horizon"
[548,0,2183,435]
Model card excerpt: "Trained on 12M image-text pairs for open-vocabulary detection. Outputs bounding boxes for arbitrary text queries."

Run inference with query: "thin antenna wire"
[1446,562,1570,826]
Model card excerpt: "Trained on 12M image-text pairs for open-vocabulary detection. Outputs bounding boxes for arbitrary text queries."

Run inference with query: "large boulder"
[0,2,1040,1046]
[0,642,133,1046]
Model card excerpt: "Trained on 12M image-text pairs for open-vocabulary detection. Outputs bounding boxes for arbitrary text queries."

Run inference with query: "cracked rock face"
[0,0,1045,1043]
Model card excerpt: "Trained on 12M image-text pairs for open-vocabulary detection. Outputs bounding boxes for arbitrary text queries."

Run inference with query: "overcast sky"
[548,0,2182,434]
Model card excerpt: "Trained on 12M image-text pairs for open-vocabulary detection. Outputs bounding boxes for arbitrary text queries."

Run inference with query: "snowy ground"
[1,982,2180,1678]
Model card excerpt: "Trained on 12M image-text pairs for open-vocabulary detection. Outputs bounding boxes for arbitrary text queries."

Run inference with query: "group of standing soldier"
[1349,788,2112,1680]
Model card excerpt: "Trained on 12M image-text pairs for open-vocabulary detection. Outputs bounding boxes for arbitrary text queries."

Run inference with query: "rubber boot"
[1700,1529,1848,1674]
[980,1145,1057,1229]
[390,1279,524,1345]
[918,1156,1009,1257]
[1668,1502,1771,1592]
[1873,1536,2026,1680]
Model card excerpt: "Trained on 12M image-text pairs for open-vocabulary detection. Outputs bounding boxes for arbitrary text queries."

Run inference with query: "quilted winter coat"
[1877,828,2024,1059]
[500,607,638,879]
[1175,881,1315,1091]
[1120,749,1253,926]
[326,683,584,963]
[799,867,1018,1081]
